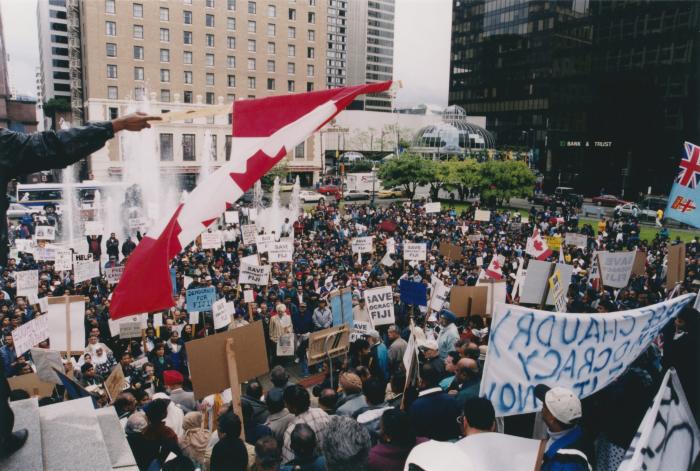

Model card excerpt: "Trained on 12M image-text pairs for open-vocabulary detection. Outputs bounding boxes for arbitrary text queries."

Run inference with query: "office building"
[37,0,71,104]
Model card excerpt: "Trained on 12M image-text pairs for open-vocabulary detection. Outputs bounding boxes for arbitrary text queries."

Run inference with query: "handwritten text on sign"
[12,314,49,356]
[15,270,38,298]
[238,262,271,286]
[185,287,217,312]
[241,224,257,246]
[479,294,694,417]
[105,266,124,284]
[351,236,373,254]
[268,241,294,262]
[364,286,395,327]
[599,251,636,288]
[403,242,427,261]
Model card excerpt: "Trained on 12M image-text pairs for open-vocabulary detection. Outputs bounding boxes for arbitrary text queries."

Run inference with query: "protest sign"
[564,233,587,248]
[128,217,147,231]
[479,293,694,417]
[119,321,143,339]
[34,245,56,261]
[189,311,200,324]
[632,250,647,276]
[439,242,462,260]
[467,234,483,242]
[548,270,568,312]
[424,202,441,213]
[54,249,73,271]
[84,221,103,236]
[12,314,49,356]
[268,241,294,262]
[476,279,508,316]
[47,296,85,353]
[399,280,427,306]
[243,289,255,303]
[186,287,217,312]
[364,286,395,326]
[241,224,257,245]
[450,285,487,317]
[186,321,268,399]
[307,325,349,364]
[30,348,64,384]
[666,243,686,289]
[201,231,222,249]
[212,298,231,330]
[8,373,55,398]
[330,288,353,328]
[386,237,396,255]
[474,209,491,222]
[37,296,49,314]
[74,260,100,283]
[224,210,239,224]
[520,261,573,306]
[429,279,450,312]
[15,269,38,298]
[403,242,427,261]
[108,314,148,337]
[153,312,163,328]
[255,233,275,252]
[619,369,700,471]
[104,364,128,402]
[351,236,374,254]
[238,262,271,286]
[350,320,372,342]
[15,238,34,253]
[276,334,295,356]
[240,253,260,266]
[105,266,124,284]
[35,225,56,240]
[545,235,562,251]
[598,251,636,288]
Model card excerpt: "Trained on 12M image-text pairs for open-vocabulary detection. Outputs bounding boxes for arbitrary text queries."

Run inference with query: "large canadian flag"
[525,227,552,260]
[111,82,393,318]
[484,255,504,280]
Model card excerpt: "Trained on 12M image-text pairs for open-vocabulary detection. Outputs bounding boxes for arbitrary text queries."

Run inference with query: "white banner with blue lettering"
[480,294,694,417]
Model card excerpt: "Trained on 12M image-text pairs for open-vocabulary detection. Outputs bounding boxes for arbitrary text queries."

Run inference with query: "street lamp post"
[371,163,376,206]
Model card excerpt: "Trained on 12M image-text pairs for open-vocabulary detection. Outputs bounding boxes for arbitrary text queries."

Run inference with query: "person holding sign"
[270,304,294,364]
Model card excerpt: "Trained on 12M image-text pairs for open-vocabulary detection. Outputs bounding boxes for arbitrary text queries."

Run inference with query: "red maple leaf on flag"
[492,261,500,269]
[534,240,544,251]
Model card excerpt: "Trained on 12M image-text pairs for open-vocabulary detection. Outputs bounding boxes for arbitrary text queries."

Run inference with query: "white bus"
[15,181,128,208]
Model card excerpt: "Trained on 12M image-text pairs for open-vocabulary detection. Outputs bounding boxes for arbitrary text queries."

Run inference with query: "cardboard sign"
[429,279,450,312]
[330,288,353,328]
[307,325,349,365]
[599,251,636,288]
[520,261,573,306]
[439,242,462,260]
[450,285,487,317]
[243,289,255,303]
[37,297,49,314]
[565,233,588,248]
[241,224,258,245]
[224,210,239,224]
[35,246,57,261]
[403,242,427,261]
[545,235,562,251]
[255,234,275,252]
[74,260,100,283]
[476,279,508,316]
[108,314,147,337]
[364,286,395,326]
[55,249,73,271]
[119,321,143,339]
[238,262,271,285]
[480,293,694,417]
[474,209,491,222]
[666,243,686,289]
[47,296,85,353]
[153,312,163,328]
[35,225,56,241]
[268,241,294,263]
[12,314,49,356]
[240,253,260,266]
[186,287,217,312]
[15,238,35,253]
[350,320,372,342]
[185,321,268,399]
[212,298,231,330]
[399,280,427,306]
[30,348,64,384]
[201,231,222,249]
[105,266,124,284]
[8,373,55,398]
[189,311,200,324]
[424,202,441,213]
[104,364,128,402]
[15,269,38,298]
[632,250,647,276]
[84,221,103,236]
[548,270,568,312]
[351,236,374,254]
[276,334,295,356]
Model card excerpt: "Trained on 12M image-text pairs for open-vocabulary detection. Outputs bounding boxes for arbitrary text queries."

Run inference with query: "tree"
[475,160,535,207]
[424,160,452,200]
[377,153,430,200]
[261,161,289,188]
[444,159,481,200]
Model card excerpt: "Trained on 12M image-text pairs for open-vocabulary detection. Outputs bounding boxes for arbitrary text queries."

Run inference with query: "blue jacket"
[541,426,591,471]
[408,388,460,441]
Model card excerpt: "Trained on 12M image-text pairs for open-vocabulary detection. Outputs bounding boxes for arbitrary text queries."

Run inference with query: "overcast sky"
[0,0,451,106]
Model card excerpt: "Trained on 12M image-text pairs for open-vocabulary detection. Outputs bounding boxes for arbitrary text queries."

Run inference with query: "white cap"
[419,339,439,351]
[536,385,582,425]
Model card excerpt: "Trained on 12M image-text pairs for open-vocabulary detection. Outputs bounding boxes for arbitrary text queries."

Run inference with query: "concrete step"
[1,398,44,471]
[96,407,137,469]
[39,397,113,471]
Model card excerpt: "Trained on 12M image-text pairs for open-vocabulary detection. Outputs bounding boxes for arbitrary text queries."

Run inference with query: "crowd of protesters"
[0,194,698,471]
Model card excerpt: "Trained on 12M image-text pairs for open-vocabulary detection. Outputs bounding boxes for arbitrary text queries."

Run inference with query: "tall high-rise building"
[326,0,347,88]
[37,0,71,103]
[449,0,700,196]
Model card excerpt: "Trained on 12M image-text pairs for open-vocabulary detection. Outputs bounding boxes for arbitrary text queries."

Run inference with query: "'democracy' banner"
[480,294,694,417]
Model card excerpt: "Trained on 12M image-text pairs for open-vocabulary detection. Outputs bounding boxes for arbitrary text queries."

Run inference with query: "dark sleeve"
[0,121,114,178]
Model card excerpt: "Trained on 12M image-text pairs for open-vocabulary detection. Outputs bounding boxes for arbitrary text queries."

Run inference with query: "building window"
[184,91,193,103]
[160,69,170,82]
[306,82,313,91]
[105,0,115,14]
[133,25,144,40]
[227,17,236,30]
[206,14,215,27]
[210,135,218,159]
[160,49,170,62]
[267,4,276,17]
[182,134,196,161]
[51,35,68,44]
[134,67,144,80]
[228,75,236,87]
[267,23,275,36]
[106,64,117,79]
[206,0,215,7]
[248,76,256,89]
[206,53,215,66]
[308,30,315,41]
[294,142,304,159]
[267,78,275,90]
[248,20,257,33]
[307,12,315,24]
[228,0,236,10]
[267,42,276,54]
[106,43,117,57]
[160,89,171,102]
[183,31,193,44]
[288,8,296,20]
[160,134,174,161]
[107,86,118,99]
[160,28,170,41]
[288,26,296,38]
[106,21,116,36]
[52,59,69,67]
[287,80,295,92]
[133,3,143,17]
[307,47,314,59]
[306,64,314,76]
[53,71,70,80]
[184,71,193,84]
[288,44,295,57]
[133,46,144,60]
[287,62,295,74]
[206,92,215,104]
[183,51,193,64]
[227,36,236,49]
[134,87,145,100]
[160,7,169,21]
[225,135,232,160]
[109,107,118,120]
[203,34,212,47]
[52,47,69,56]
[206,73,215,85]
[248,1,256,14]
[267,59,275,72]
[183,10,192,24]
[247,39,256,52]
[227,56,236,68]
[247,58,256,70]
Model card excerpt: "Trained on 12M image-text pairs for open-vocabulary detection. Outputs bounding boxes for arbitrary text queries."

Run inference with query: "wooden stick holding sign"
[225,338,245,440]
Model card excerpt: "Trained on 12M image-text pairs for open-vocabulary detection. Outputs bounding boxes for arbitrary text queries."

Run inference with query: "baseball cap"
[535,384,581,425]
[419,339,439,351]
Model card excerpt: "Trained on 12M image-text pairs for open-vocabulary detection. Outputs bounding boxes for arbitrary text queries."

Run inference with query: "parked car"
[614,203,656,220]
[318,184,343,199]
[528,192,553,206]
[592,194,628,207]
[343,190,370,201]
[7,203,40,220]
[240,190,270,206]
[299,190,325,203]
[279,181,295,192]
[554,187,584,207]
[378,187,405,199]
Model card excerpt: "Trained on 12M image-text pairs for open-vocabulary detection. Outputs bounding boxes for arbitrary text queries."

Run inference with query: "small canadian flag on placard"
[526,227,552,261]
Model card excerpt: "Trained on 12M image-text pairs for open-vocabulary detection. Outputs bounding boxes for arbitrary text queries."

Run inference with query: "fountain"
[255,176,301,236]
[58,118,79,246]
[198,129,215,186]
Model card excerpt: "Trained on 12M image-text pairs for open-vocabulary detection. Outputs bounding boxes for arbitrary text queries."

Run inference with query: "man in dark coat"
[408,363,460,441]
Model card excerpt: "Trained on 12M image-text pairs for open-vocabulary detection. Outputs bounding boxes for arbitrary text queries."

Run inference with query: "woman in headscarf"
[85,334,112,357]
[179,411,211,469]
[92,345,117,379]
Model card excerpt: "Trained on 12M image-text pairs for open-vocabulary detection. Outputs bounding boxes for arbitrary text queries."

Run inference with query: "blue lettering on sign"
[517,351,538,381]
[536,315,556,347]
[578,318,601,346]
[534,349,561,381]
[508,312,534,349]
[557,350,577,381]
[594,348,612,373]
[560,317,580,345]
[186,287,217,312]
[577,347,595,379]
[488,310,512,358]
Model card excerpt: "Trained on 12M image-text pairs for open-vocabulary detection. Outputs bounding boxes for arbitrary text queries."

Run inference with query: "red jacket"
[367,438,428,471]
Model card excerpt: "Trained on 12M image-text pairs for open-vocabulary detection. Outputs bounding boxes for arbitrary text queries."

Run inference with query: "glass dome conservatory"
[412,105,496,159]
